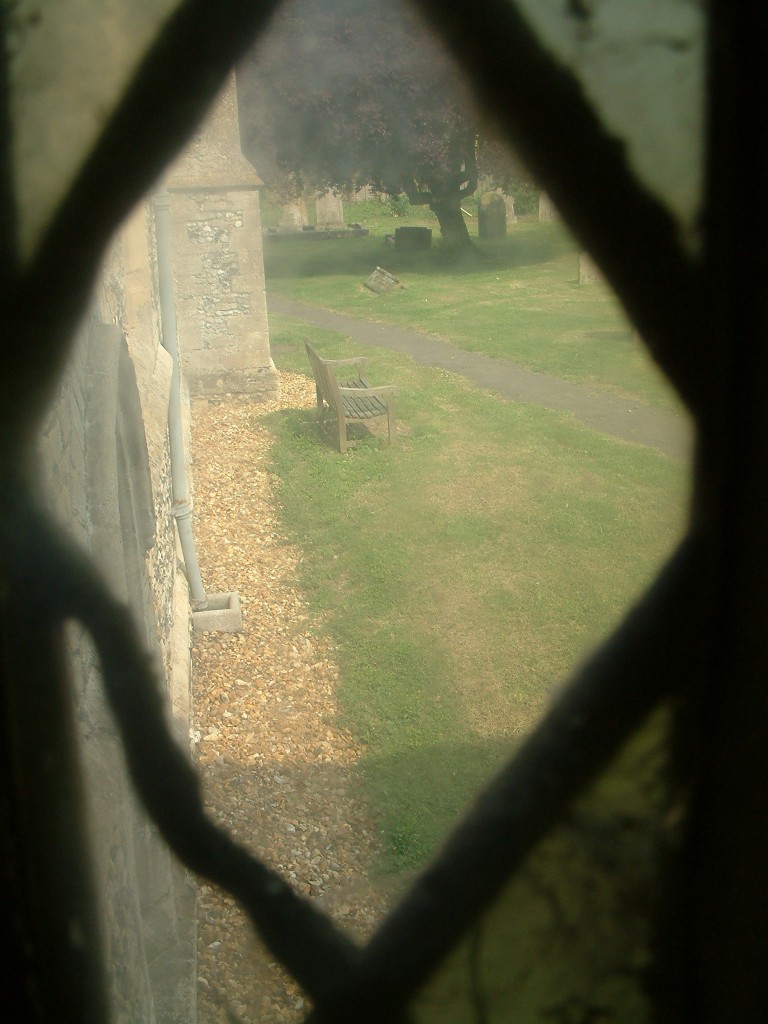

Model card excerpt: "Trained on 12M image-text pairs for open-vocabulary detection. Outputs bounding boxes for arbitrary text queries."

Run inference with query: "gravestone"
[478,192,507,238]
[316,189,345,228]
[394,226,432,251]
[501,192,517,224]
[278,198,307,231]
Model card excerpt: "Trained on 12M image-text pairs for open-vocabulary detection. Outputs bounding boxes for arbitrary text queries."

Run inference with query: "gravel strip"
[190,377,397,1023]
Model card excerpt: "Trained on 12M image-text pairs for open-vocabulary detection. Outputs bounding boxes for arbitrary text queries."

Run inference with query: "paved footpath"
[268,295,693,461]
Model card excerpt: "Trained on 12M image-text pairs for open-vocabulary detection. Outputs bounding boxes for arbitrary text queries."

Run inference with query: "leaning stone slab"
[364,266,405,294]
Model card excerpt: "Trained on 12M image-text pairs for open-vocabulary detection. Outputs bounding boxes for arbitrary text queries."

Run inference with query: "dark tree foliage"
[238,0,507,249]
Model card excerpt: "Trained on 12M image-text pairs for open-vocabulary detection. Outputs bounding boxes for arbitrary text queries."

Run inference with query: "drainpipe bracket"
[173,499,193,520]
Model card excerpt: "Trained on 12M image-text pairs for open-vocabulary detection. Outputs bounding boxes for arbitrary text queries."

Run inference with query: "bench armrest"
[338,385,398,398]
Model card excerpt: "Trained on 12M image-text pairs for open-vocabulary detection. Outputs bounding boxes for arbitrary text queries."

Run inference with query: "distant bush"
[507,181,539,215]
[388,193,412,217]
[349,192,420,218]
[345,193,438,228]
[344,198,382,216]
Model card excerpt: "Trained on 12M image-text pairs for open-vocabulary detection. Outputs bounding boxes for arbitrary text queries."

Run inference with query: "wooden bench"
[305,340,398,454]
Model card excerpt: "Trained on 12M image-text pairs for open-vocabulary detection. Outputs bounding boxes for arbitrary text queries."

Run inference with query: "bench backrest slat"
[305,341,344,416]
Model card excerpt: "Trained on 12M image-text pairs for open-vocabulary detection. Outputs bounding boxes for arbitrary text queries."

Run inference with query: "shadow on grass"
[264,225,570,282]
[266,406,392,455]
[360,736,518,874]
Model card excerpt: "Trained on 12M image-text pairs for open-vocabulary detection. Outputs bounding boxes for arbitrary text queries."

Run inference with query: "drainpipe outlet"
[191,592,243,633]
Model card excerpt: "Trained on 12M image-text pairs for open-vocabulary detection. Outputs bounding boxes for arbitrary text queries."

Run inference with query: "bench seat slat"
[343,395,384,418]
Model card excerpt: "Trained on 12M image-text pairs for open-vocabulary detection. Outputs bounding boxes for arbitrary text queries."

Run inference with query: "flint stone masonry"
[165,72,278,397]
[38,202,196,1024]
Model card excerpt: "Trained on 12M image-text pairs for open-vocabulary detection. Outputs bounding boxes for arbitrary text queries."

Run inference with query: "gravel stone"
[190,377,400,1023]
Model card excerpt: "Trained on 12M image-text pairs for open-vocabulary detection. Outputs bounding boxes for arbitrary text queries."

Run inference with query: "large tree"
[237,0,487,250]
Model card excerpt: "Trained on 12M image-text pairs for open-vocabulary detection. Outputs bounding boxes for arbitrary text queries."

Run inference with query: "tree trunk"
[429,199,473,251]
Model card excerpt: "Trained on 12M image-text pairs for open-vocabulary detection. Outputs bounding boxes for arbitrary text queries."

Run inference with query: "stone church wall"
[36,199,196,1024]
[32,70,275,1021]
[165,72,278,397]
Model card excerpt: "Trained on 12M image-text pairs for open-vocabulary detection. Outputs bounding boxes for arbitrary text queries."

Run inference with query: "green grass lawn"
[263,204,687,1020]
[264,211,683,410]
[266,322,689,873]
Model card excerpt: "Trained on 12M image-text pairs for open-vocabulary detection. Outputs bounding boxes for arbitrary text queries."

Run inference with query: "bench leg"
[387,403,396,445]
[338,415,348,454]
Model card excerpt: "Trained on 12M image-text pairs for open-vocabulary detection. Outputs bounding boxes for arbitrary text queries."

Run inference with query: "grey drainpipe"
[153,191,208,611]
